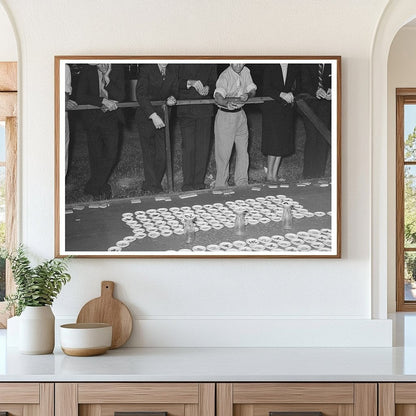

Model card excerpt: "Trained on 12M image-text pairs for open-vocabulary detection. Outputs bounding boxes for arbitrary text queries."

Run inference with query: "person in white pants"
[213,64,257,189]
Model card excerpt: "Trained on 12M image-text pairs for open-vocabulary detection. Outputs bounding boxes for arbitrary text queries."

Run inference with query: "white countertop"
[2,345,416,382]
[2,313,416,382]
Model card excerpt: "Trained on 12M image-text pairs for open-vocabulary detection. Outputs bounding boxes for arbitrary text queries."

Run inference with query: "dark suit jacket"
[300,63,332,98]
[177,64,217,118]
[76,64,125,124]
[136,64,179,120]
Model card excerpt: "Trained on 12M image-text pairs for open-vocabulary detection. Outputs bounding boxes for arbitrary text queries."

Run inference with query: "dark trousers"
[179,117,212,188]
[84,115,119,196]
[138,119,166,191]
[302,99,331,179]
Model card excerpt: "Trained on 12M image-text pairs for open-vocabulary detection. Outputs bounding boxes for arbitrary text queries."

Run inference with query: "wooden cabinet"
[55,383,215,416]
[54,382,379,416]
[0,383,53,416]
[2,380,412,416]
[379,383,416,416]
[217,383,377,416]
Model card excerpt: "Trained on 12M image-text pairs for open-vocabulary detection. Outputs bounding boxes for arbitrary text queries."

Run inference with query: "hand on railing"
[101,98,118,112]
[240,93,249,102]
[166,96,176,106]
[65,99,78,111]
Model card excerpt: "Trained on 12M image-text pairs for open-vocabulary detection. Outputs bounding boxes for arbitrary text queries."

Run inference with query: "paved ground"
[64,179,334,256]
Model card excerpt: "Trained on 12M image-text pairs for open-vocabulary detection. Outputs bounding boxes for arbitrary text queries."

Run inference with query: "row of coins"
[108,229,332,252]
[174,229,333,253]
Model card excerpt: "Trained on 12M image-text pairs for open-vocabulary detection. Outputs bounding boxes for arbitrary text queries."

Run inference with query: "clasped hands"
[188,80,209,96]
[65,99,78,111]
[316,88,331,100]
[101,97,118,112]
[280,92,295,104]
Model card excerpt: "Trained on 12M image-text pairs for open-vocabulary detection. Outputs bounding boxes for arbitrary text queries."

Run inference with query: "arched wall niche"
[386,14,416,313]
[371,0,416,318]
[0,0,18,61]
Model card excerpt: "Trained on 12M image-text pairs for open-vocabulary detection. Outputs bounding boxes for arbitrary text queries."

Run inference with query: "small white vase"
[19,306,55,354]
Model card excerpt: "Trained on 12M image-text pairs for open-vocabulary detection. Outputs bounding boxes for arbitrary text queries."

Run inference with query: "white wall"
[387,26,416,312]
[0,2,16,61]
[0,0,394,347]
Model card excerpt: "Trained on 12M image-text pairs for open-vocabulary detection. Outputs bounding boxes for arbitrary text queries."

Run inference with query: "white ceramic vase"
[19,305,55,354]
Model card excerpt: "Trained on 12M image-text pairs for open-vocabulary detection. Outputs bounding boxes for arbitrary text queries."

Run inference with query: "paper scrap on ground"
[179,193,198,199]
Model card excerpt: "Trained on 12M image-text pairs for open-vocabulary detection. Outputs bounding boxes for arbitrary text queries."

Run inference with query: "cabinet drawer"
[217,383,376,416]
[0,383,39,403]
[56,383,215,416]
[0,383,53,416]
[78,383,200,404]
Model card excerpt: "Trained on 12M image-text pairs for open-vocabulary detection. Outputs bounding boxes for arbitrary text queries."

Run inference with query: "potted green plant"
[4,245,71,354]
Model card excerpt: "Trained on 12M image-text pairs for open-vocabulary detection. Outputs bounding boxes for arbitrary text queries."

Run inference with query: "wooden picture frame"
[55,56,341,258]
[396,88,416,310]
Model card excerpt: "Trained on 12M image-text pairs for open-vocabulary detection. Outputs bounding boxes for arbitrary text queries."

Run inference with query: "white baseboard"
[55,317,392,348]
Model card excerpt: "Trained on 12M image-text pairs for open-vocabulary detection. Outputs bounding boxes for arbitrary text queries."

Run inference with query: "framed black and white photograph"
[55,56,341,258]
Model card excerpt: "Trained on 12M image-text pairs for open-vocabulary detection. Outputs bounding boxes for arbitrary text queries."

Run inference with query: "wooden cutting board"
[76,281,133,349]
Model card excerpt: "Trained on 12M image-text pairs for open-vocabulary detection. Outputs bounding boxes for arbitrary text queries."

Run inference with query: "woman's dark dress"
[261,64,299,157]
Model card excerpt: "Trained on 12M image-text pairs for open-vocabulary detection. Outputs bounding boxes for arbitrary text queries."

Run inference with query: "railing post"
[296,99,331,146]
[162,104,174,192]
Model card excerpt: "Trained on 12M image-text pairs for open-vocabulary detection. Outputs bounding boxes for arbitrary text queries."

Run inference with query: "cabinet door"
[379,383,416,416]
[217,383,377,416]
[55,383,215,416]
[0,383,53,416]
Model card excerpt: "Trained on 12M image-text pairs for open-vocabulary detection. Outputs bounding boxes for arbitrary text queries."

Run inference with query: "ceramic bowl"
[60,323,112,357]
